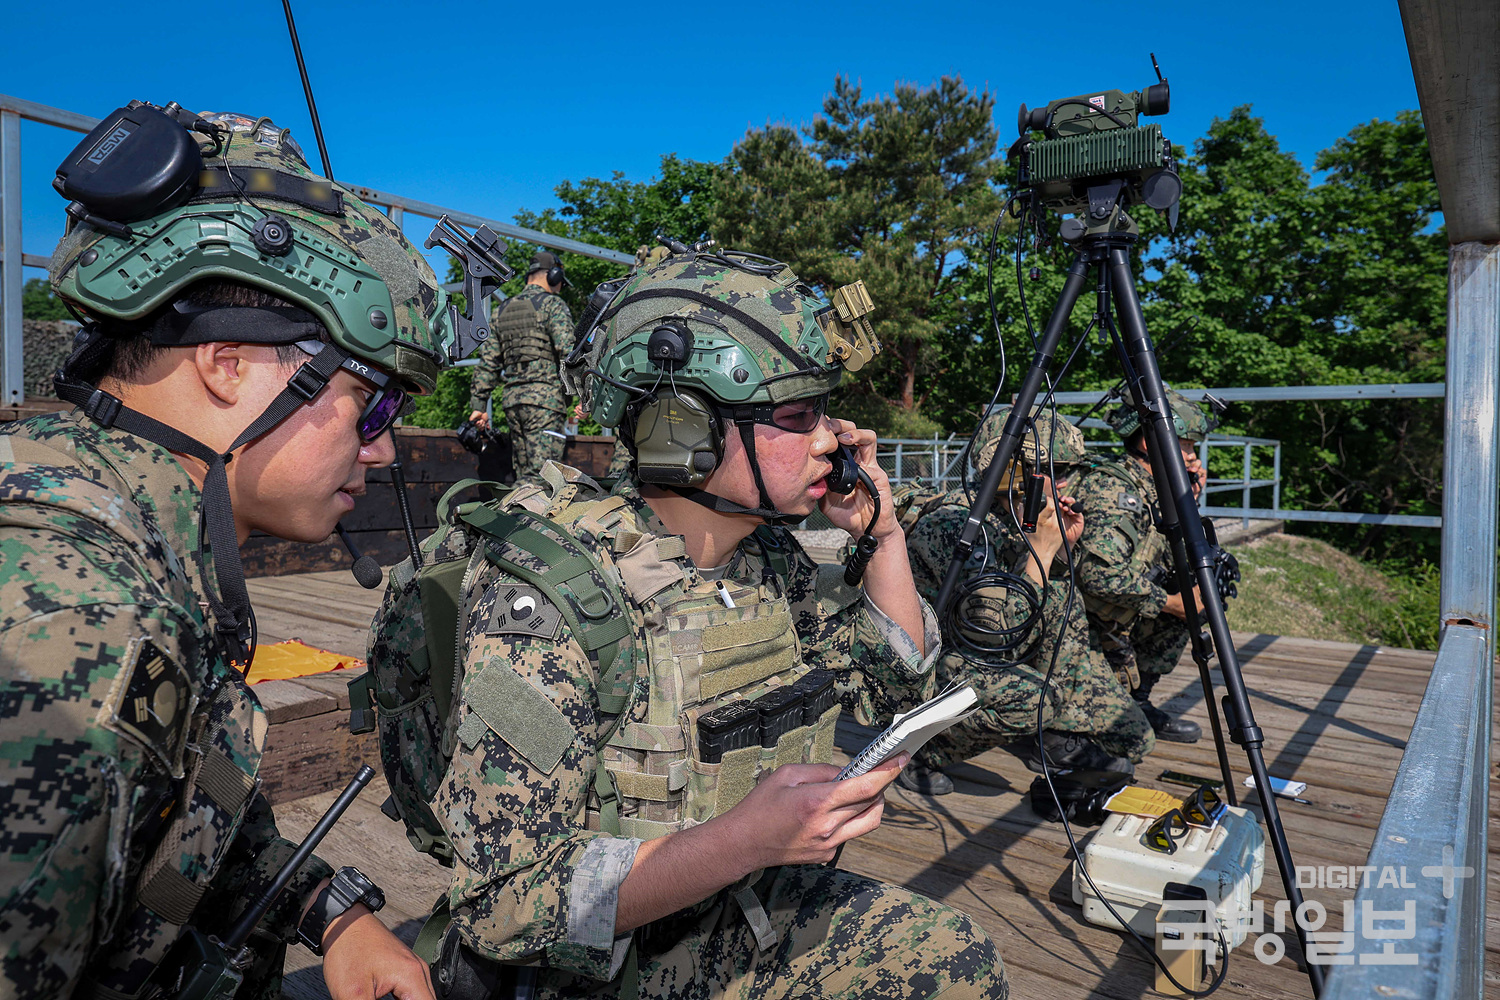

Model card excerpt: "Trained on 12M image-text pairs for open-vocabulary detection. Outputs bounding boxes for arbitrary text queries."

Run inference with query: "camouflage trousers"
[531,865,1007,999]
[926,601,1156,766]
[502,389,567,481]
[1130,611,1192,678]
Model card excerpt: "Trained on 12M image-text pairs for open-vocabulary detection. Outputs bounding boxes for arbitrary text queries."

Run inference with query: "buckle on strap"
[288,361,331,401]
[84,388,124,428]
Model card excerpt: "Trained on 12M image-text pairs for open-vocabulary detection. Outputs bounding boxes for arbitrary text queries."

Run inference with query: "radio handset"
[824,446,880,586]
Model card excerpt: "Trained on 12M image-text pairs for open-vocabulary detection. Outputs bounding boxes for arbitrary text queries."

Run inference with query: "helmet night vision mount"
[1013,54,1182,243]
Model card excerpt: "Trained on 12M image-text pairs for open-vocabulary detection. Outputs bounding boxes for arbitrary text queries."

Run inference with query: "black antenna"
[282,0,334,180]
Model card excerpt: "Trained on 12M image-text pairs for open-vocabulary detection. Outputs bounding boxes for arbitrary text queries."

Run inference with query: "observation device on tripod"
[938,57,1324,997]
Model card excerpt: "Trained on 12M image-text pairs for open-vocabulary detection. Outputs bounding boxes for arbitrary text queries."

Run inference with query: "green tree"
[713,76,1002,436]
[412,155,721,429]
[22,278,69,321]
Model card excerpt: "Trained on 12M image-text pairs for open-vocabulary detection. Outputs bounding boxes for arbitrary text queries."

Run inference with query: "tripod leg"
[1099,298,1238,799]
[934,253,1092,615]
[1106,247,1324,996]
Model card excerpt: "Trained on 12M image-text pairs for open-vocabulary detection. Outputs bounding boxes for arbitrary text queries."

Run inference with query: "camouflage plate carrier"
[354,464,840,863]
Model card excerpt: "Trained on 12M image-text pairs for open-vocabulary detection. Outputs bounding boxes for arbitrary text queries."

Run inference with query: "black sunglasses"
[296,341,408,443]
[724,394,829,434]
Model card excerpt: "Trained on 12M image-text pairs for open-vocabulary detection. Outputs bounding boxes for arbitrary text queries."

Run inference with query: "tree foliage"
[712,77,1001,436]
[22,278,70,321]
[408,84,1446,567]
[412,155,721,430]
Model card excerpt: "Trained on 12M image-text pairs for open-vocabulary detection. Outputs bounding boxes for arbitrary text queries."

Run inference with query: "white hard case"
[1071,805,1265,954]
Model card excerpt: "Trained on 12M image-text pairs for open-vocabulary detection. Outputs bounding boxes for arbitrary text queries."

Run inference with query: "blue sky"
[2,0,1419,280]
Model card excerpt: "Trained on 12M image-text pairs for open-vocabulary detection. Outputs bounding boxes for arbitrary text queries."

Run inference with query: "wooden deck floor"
[253,570,1495,999]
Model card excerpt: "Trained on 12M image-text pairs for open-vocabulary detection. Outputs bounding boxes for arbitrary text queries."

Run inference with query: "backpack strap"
[458,504,637,718]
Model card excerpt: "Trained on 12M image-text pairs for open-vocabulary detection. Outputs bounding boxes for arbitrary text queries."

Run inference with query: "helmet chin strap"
[53,327,350,672]
[665,421,804,527]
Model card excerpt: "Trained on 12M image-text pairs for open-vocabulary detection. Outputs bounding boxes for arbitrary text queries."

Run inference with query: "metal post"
[1241,441,1252,529]
[1438,242,1499,643]
[894,441,903,484]
[1198,438,1210,511]
[1272,441,1281,514]
[1,110,21,407]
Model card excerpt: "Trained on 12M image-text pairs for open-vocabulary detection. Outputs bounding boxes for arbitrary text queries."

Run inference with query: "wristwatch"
[297,866,386,955]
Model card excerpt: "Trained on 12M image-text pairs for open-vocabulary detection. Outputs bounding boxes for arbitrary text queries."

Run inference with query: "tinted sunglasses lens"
[359,388,406,441]
[1185,786,1225,826]
[1145,809,1187,854]
[771,396,826,432]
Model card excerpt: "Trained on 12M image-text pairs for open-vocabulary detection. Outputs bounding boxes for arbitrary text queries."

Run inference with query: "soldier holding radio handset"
[366,244,1008,999]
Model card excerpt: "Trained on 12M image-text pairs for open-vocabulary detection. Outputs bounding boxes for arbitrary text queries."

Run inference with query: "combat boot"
[896,754,954,796]
[1007,731,1134,777]
[1133,674,1201,743]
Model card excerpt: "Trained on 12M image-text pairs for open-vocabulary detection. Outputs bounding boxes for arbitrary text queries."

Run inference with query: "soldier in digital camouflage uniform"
[897,407,1152,796]
[375,247,1007,998]
[467,250,575,480]
[0,106,454,999]
[1070,388,1214,743]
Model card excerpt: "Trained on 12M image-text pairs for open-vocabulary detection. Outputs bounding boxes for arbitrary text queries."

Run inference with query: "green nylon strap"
[420,556,472,738]
[347,672,375,735]
[461,505,634,710]
[414,896,451,964]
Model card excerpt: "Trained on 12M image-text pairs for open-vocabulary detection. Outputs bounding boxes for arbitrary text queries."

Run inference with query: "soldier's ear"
[194,342,252,406]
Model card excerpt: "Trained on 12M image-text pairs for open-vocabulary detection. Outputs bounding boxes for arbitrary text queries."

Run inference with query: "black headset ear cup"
[548,265,564,287]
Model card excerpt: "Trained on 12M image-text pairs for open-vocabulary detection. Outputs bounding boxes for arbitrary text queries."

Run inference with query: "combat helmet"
[974,404,1089,475]
[51,104,458,394]
[563,244,879,523]
[46,100,472,668]
[1106,386,1217,442]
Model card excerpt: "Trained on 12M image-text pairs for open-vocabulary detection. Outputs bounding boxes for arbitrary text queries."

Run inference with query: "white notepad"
[838,684,980,780]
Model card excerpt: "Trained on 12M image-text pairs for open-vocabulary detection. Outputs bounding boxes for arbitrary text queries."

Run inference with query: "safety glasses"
[1143,785,1226,855]
[726,394,829,434]
[295,341,409,443]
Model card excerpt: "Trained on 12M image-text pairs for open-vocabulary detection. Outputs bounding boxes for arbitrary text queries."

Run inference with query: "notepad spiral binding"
[838,727,906,780]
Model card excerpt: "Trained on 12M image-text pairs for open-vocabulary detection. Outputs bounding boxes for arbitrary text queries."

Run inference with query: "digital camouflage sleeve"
[0,414,331,999]
[436,488,939,981]
[1070,458,1170,620]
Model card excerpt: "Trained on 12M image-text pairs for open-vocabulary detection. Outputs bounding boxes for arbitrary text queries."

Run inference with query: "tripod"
[935,220,1325,997]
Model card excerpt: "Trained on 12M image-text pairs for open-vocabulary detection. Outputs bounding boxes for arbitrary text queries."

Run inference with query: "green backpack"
[349,470,637,867]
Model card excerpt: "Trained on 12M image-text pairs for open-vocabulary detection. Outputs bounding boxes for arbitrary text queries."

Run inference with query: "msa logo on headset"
[87,125,135,165]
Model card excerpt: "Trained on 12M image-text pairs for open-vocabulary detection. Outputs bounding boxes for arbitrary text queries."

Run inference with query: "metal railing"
[0,92,627,407]
[1054,385,1445,528]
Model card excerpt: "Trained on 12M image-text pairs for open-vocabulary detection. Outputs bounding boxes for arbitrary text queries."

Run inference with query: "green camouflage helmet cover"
[1107,386,1216,442]
[49,110,455,394]
[568,249,876,427]
[975,404,1088,471]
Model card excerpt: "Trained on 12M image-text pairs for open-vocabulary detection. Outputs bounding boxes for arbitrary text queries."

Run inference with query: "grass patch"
[1224,533,1439,650]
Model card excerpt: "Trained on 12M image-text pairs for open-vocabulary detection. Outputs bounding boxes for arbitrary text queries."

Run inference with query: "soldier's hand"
[1161,584,1203,619]
[468,409,489,430]
[1058,494,1085,546]
[321,907,435,1000]
[820,420,898,539]
[1185,454,1204,499]
[729,755,908,868]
